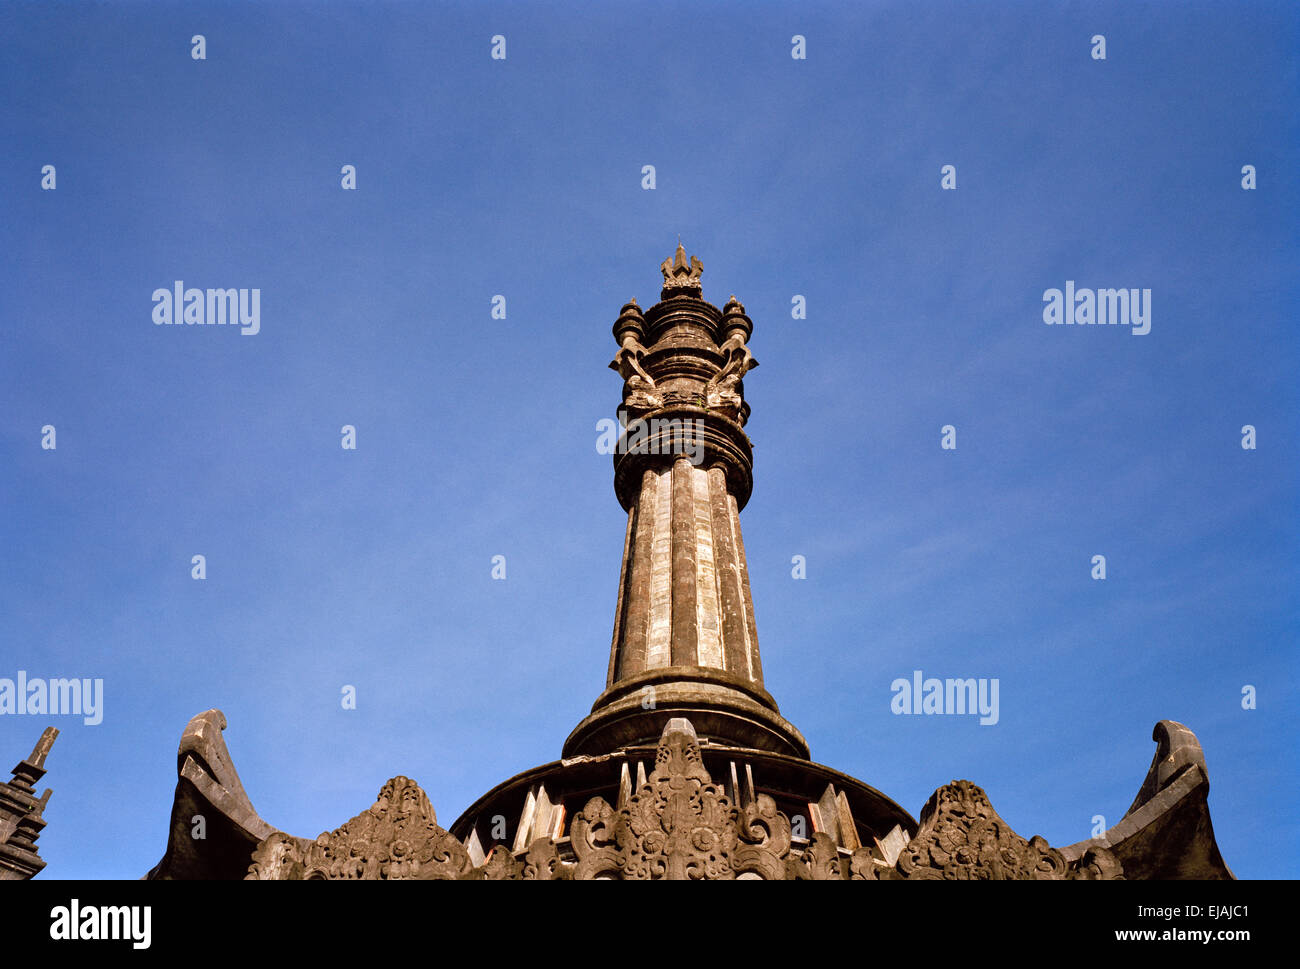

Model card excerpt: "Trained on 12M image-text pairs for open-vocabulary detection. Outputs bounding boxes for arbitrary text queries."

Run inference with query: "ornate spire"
[659,240,703,298]
[565,249,807,759]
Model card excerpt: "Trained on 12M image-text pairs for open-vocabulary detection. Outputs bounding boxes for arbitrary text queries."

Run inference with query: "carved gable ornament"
[245,723,1120,881]
[886,779,1123,881]
[246,775,471,880]
[577,719,735,878]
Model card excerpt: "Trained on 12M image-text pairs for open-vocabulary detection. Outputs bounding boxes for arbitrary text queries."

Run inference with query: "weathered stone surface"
[147,710,276,880]
[733,788,793,880]
[0,727,57,880]
[1060,720,1233,880]
[466,844,523,880]
[620,718,738,879]
[462,720,1119,879]
[247,775,471,880]
[150,711,1225,881]
[885,779,1123,880]
[141,250,1236,883]
[569,244,807,759]
[659,242,703,296]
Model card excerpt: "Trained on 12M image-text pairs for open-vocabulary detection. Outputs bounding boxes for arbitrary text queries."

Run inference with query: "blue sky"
[2,0,1296,880]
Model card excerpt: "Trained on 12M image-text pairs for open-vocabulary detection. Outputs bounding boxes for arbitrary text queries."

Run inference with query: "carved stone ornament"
[610,335,662,414]
[568,718,796,880]
[244,730,1121,880]
[733,791,794,880]
[660,241,703,295]
[704,333,758,419]
[885,779,1123,880]
[246,775,471,880]
[474,844,523,880]
[620,718,738,879]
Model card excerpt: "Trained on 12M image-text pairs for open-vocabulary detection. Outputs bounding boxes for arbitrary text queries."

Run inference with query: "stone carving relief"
[246,775,471,880]
[704,330,758,419]
[660,244,703,294]
[885,779,1123,880]
[244,728,1120,881]
[733,791,794,880]
[619,719,738,879]
[564,718,798,880]
[609,331,662,414]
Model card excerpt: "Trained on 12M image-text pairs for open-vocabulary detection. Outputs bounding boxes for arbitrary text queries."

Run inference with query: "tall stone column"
[564,245,808,759]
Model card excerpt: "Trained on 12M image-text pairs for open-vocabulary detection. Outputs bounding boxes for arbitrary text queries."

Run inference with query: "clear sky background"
[2,0,1295,880]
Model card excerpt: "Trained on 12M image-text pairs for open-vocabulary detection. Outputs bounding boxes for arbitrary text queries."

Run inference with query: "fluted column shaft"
[612,460,761,688]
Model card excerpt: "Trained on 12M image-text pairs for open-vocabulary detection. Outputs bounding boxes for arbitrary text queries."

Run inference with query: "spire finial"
[660,240,703,297]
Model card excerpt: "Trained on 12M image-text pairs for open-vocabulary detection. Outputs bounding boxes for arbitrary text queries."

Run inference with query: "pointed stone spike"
[875,824,910,867]
[465,826,487,867]
[512,787,537,854]
[28,728,57,769]
[616,762,632,811]
[729,761,741,806]
[743,763,756,809]
[535,784,554,837]
[817,784,840,843]
[635,760,647,790]
[835,790,861,851]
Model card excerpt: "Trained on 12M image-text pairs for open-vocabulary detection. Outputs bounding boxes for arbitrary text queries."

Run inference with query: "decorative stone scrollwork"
[787,832,843,880]
[621,718,738,880]
[660,242,703,295]
[468,845,522,880]
[521,839,567,880]
[542,719,805,880]
[246,776,471,880]
[244,730,1121,881]
[570,795,621,880]
[733,793,793,881]
[1073,846,1126,880]
[245,831,307,881]
[885,780,1122,880]
[472,721,1111,881]
[849,847,882,881]
[610,335,662,415]
[704,331,758,421]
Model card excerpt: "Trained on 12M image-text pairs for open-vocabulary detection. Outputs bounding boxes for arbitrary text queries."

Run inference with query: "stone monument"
[21,245,1230,880]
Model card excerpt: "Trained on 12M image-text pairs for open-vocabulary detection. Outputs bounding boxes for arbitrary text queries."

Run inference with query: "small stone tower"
[565,243,807,759]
